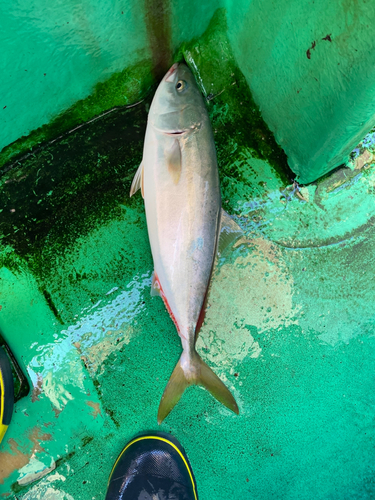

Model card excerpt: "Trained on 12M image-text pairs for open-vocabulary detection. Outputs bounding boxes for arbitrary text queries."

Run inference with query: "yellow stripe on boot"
[0,347,14,445]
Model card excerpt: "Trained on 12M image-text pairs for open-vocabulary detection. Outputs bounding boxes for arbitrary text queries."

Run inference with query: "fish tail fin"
[157,351,239,424]
[157,356,189,425]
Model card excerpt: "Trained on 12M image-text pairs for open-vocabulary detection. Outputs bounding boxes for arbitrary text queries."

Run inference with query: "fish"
[130,62,242,423]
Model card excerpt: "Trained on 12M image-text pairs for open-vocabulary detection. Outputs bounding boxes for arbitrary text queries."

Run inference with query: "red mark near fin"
[154,272,180,334]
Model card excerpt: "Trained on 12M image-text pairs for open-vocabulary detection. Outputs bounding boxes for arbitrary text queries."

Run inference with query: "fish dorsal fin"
[150,271,162,297]
[167,139,182,184]
[130,161,144,198]
[218,209,244,255]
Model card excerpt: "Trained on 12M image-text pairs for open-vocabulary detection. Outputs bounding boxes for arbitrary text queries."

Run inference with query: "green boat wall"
[2,0,375,181]
[1,1,375,499]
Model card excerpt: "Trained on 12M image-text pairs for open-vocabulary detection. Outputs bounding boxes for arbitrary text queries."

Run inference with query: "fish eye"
[176,80,187,92]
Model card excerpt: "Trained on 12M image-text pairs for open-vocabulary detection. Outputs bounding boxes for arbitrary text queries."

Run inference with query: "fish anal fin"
[152,273,181,334]
[167,139,182,184]
[150,271,162,297]
[130,161,144,198]
[218,209,244,255]
[158,351,239,424]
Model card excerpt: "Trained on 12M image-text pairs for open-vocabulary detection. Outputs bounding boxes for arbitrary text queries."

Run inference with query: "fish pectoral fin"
[157,351,239,424]
[167,139,182,184]
[218,209,244,255]
[150,271,162,297]
[130,161,144,198]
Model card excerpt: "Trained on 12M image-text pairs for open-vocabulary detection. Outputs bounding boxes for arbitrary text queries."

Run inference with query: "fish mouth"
[152,125,186,136]
[164,63,179,82]
[164,130,186,136]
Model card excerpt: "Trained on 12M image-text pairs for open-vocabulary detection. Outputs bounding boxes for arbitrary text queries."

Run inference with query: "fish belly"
[143,125,221,337]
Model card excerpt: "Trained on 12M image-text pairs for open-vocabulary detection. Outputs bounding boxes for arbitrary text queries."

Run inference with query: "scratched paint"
[0,266,105,493]
[1,8,375,500]
[21,472,74,500]
[0,427,52,485]
[17,457,56,486]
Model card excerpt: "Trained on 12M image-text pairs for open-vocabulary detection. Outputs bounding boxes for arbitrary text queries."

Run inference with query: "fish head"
[149,63,207,136]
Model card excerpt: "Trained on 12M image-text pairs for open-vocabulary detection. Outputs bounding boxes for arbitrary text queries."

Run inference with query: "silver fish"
[130,62,241,423]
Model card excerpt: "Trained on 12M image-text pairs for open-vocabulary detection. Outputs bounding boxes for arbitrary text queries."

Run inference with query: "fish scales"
[145,119,220,344]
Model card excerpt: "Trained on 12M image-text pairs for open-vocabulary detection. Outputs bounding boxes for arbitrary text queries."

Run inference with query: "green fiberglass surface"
[2,2,375,182]
[1,6,375,500]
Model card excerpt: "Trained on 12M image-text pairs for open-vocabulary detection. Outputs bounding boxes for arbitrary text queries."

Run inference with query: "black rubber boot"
[105,432,198,500]
[0,346,14,444]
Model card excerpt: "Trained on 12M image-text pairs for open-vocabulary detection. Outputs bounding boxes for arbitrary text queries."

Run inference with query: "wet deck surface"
[1,26,375,500]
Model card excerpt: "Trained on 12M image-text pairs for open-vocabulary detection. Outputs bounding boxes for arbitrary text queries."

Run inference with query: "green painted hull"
[1,4,375,499]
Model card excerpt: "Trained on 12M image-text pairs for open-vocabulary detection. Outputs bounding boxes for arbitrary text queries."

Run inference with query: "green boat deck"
[1,4,375,499]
